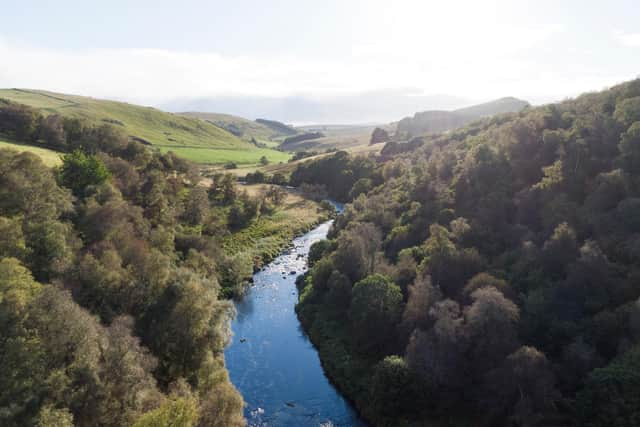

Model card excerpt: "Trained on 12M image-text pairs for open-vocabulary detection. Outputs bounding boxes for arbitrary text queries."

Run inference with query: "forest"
[293,78,640,426]
[0,98,311,426]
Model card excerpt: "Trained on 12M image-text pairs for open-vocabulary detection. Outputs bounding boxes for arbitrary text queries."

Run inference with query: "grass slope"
[180,112,285,148]
[0,138,62,166]
[283,124,387,152]
[0,89,289,165]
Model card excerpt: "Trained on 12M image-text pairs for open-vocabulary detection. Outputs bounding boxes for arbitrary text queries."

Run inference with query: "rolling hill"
[396,96,529,137]
[179,112,293,148]
[0,89,290,165]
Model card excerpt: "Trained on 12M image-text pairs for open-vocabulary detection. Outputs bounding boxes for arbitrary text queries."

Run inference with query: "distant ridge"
[255,118,297,136]
[179,111,294,143]
[396,96,529,136]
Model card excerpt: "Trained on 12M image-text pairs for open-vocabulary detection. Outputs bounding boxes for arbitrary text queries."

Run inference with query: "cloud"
[0,29,634,122]
[0,33,558,103]
[613,30,640,47]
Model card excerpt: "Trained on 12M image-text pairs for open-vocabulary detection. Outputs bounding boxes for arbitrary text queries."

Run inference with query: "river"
[224,216,368,427]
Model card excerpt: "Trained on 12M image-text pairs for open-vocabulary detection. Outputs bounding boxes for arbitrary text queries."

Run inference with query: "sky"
[1,0,640,122]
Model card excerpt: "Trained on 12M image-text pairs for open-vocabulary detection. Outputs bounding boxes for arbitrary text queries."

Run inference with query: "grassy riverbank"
[225,184,331,270]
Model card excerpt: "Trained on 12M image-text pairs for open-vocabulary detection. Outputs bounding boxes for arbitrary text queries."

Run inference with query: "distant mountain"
[161,90,470,124]
[396,97,529,137]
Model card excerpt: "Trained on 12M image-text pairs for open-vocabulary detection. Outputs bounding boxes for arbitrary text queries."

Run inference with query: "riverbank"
[296,281,469,427]
[296,288,381,425]
[224,184,332,270]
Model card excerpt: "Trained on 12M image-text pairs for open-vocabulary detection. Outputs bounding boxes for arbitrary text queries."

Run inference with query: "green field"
[0,139,62,166]
[160,145,290,165]
[0,89,289,165]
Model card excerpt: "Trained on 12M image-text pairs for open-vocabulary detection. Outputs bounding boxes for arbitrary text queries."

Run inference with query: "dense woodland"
[294,79,640,426]
[0,99,308,426]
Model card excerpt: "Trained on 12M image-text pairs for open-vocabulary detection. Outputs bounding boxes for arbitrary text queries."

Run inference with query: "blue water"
[224,218,366,427]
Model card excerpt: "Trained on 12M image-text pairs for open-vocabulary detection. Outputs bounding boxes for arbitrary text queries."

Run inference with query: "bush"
[59,150,110,197]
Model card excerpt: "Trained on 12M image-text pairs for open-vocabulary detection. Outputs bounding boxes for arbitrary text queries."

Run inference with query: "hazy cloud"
[613,30,640,47]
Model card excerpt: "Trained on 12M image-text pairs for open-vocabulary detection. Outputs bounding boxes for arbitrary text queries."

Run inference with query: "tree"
[325,270,352,311]
[0,257,41,327]
[37,405,74,427]
[95,316,161,426]
[576,345,640,427]
[208,173,236,205]
[370,127,390,145]
[39,114,66,149]
[421,224,485,297]
[270,172,287,185]
[405,299,469,405]
[265,185,286,206]
[140,270,234,384]
[182,186,209,226]
[401,274,441,333]
[59,150,111,197]
[613,96,640,127]
[133,397,198,427]
[334,222,382,282]
[0,101,39,141]
[24,220,76,282]
[0,216,28,261]
[0,149,73,221]
[466,287,520,374]
[350,274,403,353]
[197,380,245,427]
[259,155,269,165]
[462,272,515,303]
[349,178,372,199]
[370,356,421,420]
[481,346,559,426]
[541,222,578,279]
[619,122,640,173]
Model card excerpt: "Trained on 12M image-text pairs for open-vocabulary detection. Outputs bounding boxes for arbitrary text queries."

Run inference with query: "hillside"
[0,138,62,166]
[293,78,640,426]
[255,118,297,136]
[0,89,289,165]
[396,96,529,137]
[280,124,388,152]
[179,112,288,147]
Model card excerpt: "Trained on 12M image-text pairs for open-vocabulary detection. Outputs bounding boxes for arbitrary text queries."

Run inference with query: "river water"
[224,218,367,427]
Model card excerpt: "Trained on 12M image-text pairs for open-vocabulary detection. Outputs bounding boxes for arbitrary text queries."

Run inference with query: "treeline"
[296,79,640,426]
[289,150,379,202]
[0,99,258,426]
[281,131,325,146]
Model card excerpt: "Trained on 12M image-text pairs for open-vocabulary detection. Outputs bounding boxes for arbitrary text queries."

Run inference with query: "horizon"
[2,0,640,122]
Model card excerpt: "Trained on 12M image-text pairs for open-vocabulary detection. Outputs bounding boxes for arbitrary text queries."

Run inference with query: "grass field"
[159,145,290,164]
[0,89,289,165]
[0,139,62,166]
[223,184,328,266]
